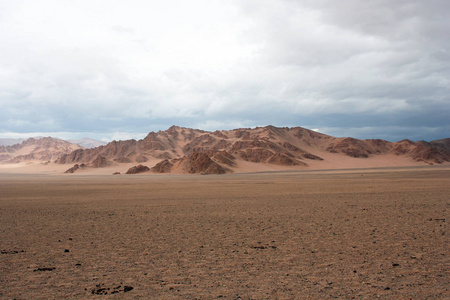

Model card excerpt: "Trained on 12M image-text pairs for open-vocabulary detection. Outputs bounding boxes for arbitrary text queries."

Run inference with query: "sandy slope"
[1,152,446,176]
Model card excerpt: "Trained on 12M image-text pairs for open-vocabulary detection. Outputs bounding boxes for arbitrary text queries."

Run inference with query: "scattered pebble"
[33,267,55,272]
[1,250,24,254]
[90,284,134,295]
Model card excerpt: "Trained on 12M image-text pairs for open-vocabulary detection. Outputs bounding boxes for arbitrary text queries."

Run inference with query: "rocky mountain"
[429,138,450,150]
[68,138,107,149]
[0,138,26,147]
[56,126,450,174]
[0,137,84,163]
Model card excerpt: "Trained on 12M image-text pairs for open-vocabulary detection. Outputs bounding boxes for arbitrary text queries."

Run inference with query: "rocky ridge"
[55,126,450,174]
[0,137,84,163]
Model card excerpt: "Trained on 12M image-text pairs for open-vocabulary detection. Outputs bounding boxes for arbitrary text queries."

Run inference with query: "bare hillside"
[0,137,83,163]
[55,126,450,174]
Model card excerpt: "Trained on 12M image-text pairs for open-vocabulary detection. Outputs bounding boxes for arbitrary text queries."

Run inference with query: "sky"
[1,0,449,142]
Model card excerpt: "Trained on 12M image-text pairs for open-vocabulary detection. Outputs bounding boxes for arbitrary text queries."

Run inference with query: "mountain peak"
[0,137,83,163]
[2,126,449,174]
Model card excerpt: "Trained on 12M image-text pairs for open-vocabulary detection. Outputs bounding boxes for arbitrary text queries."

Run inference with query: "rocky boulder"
[151,159,173,173]
[64,163,86,173]
[125,164,150,174]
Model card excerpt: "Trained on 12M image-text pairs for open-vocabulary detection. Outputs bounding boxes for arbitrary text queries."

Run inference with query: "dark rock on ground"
[33,267,55,272]
[126,165,150,174]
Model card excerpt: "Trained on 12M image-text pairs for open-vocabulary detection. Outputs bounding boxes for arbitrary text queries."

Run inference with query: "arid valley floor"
[1,167,448,299]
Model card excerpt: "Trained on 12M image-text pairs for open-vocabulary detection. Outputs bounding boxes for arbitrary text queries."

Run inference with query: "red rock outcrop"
[183,152,228,174]
[64,163,86,173]
[392,140,450,164]
[151,159,173,173]
[183,134,217,155]
[301,153,323,160]
[114,156,131,163]
[390,139,416,155]
[212,131,228,139]
[236,148,275,163]
[326,138,371,158]
[211,150,236,166]
[91,155,109,168]
[65,164,80,173]
[267,153,302,166]
[126,165,150,174]
[430,138,450,149]
[52,125,450,173]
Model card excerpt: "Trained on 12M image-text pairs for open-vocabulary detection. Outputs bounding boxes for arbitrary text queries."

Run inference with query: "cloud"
[0,0,448,141]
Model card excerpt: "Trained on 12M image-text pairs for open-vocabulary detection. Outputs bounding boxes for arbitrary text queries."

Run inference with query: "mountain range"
[0,137,83,163]
[0,138,26,147]
[1,126,449,174]
[67,138,107,149]
[0,137,106,148]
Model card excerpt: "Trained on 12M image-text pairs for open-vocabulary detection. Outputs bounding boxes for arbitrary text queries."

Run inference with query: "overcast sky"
[1,0,449,142]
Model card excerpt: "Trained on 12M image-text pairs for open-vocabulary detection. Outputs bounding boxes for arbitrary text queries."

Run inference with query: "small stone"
[33,267,55,272]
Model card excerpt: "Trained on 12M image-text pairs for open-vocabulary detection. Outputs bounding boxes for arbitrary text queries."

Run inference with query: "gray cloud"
[0,0,448,142]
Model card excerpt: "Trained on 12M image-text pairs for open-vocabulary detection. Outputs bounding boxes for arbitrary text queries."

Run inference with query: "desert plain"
[0,166,448,299]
